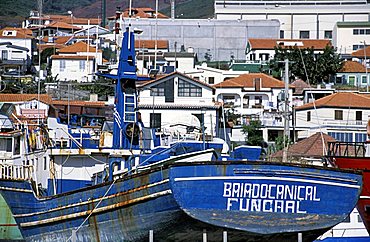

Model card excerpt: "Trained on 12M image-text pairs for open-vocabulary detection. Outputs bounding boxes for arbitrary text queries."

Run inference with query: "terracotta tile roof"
[121,8,169,19]
[135,40,168,49]
[339,60,366,73]
[291,79,312,95]
[0,27,34,39]
[352,46,370,58]
[64,18,100,25]
[248,39,331,50]
[271,132,336,158]
[42,36,71,44]
[38,43,65,52]
[296,92,370,110]
[45,21,81,30]
[0,94,52,104]
[213,73,289,89]
[58,41,99,53]
[51,55,95,60]
[52,100,105,107]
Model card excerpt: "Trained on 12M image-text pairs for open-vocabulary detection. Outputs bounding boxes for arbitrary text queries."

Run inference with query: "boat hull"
[0,161,362,242]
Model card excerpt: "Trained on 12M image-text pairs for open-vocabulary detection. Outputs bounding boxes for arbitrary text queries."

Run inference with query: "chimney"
[90,94,98,102]
[254,78,261,91]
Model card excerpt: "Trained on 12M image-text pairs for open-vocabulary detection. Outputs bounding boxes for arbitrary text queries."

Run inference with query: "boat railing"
[0,164,34,180]
[327,141,367,158]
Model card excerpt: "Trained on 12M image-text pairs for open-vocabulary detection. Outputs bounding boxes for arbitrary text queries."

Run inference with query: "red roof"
[296,92,370,110]
[271,132,336,158]
[213,73,289,89]
[352,46,370,58]
[248,39,331,50]
[135,40,168,49]
[52,100,105,107]
[339,61,366,73]
[0,94,52,104]
[58,41,99,53]
[121,8,169,19]
[44,21,81,30]
[51,55,95,60]
[0,27,34,39]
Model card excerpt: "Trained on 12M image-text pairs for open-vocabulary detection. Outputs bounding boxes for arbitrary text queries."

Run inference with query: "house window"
[280,30,284,39]
[353,29,359,35]
[43,157,47,171]
[250,53,256,61]
[362,75,368,84]
[60,60,66,72]
[1,50,8,60]
[356,111,362,122]
[0,138,12,152]
[208,77,215,84]
[79,60,85,71]
[324,30,332,39]
[255,96,262,105]
[335,76,343,84]
[299,31,310,39]
[178,79,202,97]
[348,76,356,86]
[334,110,343,120]
[151,83,165,96]
[307,111,311,122]
[150,113,161,130]
[14,136,20,155]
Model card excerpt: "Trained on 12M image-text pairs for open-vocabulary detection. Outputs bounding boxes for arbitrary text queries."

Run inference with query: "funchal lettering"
[223,182,320,214]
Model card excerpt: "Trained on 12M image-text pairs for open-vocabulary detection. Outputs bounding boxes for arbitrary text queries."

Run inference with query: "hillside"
[0,0,214,28]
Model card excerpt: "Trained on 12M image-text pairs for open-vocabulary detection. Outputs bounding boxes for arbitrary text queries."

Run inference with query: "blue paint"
[316,237,370,242]
[0,161,362,241]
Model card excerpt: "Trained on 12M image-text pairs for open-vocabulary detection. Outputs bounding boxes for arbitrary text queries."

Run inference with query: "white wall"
[51,58,95,82]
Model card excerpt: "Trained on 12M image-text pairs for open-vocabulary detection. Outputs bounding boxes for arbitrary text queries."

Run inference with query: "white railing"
[0,164,34,180]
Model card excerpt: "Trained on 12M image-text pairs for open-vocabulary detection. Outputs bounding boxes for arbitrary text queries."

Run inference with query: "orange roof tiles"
[45,21,81,30]
[296,92,370,110]
[121,8,169,19]
[58,41,99,53]
[0,27,34,39]
[51,55,95,60]
[271,132,336,158]
[213,73,288,89]
[352,46,370,58]
[52,100,105,107]
[248,39,331,50]
[339,61,366,73]
[0,94,52,104]
[135,40,168,49]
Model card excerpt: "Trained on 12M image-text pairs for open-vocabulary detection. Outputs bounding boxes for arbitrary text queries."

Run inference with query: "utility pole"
[283,59,290,163]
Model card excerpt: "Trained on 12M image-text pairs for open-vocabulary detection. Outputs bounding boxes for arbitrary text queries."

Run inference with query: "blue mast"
[97,27,140,150]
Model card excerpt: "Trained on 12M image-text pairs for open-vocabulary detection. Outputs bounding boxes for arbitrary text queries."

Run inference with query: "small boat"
[0,26,363,242]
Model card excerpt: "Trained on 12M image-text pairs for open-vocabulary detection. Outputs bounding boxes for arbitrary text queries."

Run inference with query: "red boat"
[327,140,370,232]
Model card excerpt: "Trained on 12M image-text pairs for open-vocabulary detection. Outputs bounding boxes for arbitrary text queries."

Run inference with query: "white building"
[0,28,35,72]
[214,0,370,40]
[187,63,249,85]
[51,41,103,82]
[333,21,370,55]
[245,38,331,62]
[213,73,293,141]
[137,72,220,137]
[295,92,369,141]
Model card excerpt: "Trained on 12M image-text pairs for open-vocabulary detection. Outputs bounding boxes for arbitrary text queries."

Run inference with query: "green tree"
[274,135,292,151]
[268,45,342,85]
[241,120,264,146]
[76,77,114,99]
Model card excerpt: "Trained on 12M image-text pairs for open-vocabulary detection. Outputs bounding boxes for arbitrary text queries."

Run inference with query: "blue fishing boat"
[0,26,363,242]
